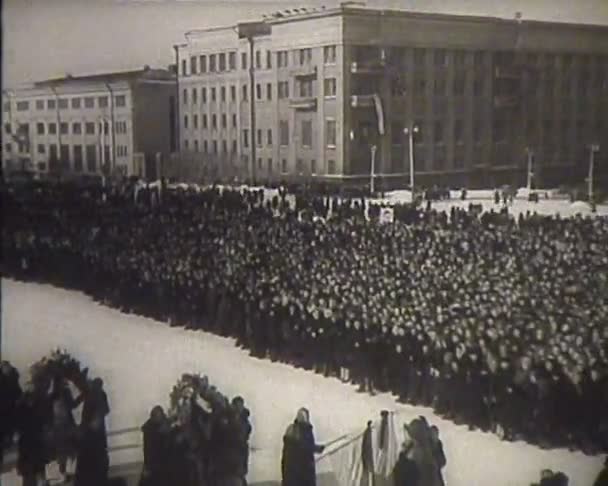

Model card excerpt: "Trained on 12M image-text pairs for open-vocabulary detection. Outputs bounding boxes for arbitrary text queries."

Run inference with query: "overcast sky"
[3,0,608,88]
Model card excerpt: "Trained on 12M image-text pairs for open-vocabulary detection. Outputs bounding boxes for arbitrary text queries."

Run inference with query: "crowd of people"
[141,379,251,486]
[0,359,110,486]
[3,180,608,462]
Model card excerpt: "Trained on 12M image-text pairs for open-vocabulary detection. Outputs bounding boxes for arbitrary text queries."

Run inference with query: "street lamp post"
[370,145,377,195]
[525,147,534,191]
[403,124,419,197]
[588,144,600,204]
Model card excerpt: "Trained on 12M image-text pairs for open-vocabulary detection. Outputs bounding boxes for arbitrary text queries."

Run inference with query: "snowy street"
[1,278,604,486]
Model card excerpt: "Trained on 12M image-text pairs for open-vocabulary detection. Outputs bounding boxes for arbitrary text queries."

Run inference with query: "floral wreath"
[169,373,232,421]
[29,348,89,392]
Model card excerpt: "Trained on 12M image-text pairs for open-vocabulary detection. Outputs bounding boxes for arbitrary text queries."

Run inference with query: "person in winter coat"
[140,406,171,486]
[281,408,325,486]
[392,441,419,486]
[16,391,49,486]
[429,425,446,486]
[593,456,608,486]
[0,361,22,464]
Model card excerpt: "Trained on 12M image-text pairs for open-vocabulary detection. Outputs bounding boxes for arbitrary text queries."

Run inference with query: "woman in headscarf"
[281,408,325,486]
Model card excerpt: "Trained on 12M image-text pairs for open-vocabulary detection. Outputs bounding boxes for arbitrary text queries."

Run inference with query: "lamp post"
[403,124,419,196]
[588,144,600,204]
[525,147,534,190]
[370,145,377,195]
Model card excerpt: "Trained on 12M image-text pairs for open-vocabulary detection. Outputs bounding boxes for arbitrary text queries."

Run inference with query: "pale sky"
[3,0,608,88]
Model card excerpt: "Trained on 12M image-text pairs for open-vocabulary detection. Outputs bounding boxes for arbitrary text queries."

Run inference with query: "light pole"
[525,147,534,190]
[370,145,377,195]
[403,124,419,197]
[588,143,600,204]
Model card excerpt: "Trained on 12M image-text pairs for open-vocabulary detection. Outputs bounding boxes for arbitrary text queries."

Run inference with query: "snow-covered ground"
[1,279,604,486]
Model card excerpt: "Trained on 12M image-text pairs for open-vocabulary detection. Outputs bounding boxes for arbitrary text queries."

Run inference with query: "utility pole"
[526,147,534,190]
[370,145,377,195]
[248,36,256,184]
[404,123,419,198]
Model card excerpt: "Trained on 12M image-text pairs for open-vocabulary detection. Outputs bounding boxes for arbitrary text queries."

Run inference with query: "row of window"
[181,78,337,105]
[182,45,337,76]
[183,138,237,155]
[253,157,337,175]
[9,95,127,113]
[4,142,128,161]
[4,120,128,137]
[183,113,237,130]
[241,119,337,148]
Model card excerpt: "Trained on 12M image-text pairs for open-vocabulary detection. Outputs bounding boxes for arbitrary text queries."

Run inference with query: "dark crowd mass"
[2,180,608,483]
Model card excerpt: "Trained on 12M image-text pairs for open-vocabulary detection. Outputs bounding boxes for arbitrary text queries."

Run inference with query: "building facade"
[177,4,608,188]
[2,67,176,180]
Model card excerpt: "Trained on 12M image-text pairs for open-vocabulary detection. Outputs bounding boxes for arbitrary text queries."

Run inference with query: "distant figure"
[460,189,467,201]
[392,441,419,486]
[0,362,22,464]
[140,406,171,486]
[593,456,608,486]
[281,408,325,486]
[494,189,500,205]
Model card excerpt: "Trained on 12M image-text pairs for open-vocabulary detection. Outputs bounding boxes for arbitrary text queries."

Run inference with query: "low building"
[2,67,177,180]
[175,3,608,189]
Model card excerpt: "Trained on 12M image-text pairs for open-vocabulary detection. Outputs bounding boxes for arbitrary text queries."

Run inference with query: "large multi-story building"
[2,67,176,180]
[176,3,608,188]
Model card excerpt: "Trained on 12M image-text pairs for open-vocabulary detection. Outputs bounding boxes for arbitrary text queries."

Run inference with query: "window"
[324,78,337,97]
[74,145,83,171]
[232,114,237,128]
[229,52,236,70]
[454,76,465,95]
[86,145,97,171]
[98,96,108,108]
[203,114,208,129]
[222,114,227,129]
[202,87,207,103]
[73,122,82,135]
[116,121,127,134]
[230,85,236,102]
[191,56,198,74]
[473,79,484,96]
[204,140,209,153]
[104,121,109,135]
[209,54,216,72]
[267,129,273,146]
[219,53,226,72]
[17,101,29,111]
[267,83,272,100]
[184,139,189,150]
[326,119,337,147]
[86,122,95,135]
[114,95,125,107]
[222,140,228,153]
[232,140,237,153]
[37,123,45,135]
[194,115,199,129]
[212,140,218,154]
[242,85,248,101]
[37,144,45,154]
[212,114,217,129]
[324,45,336,64]
[221,86,226,102]
[282,159,288,173]
[84,97,94,108]
[200,55,207,73]
[266,50,272,69]
[60,144,69,162]
[182,59,187,76]
[36,100,44,110]
[302,120,312,147]
[454,50,465,66]
[299,48,312,65]
[192,88,198,104]
[194,140,199,152]
[243,129,249,148]
[328,159,336,174]
[454,120,464,143]
[296,158,304,173]
[256,51,262,69]
[60,122,69,135]
[278,81,290,99]
[311,159,317,174]
[256,84,262,100]
[280,120,289,146]
[211,87,216,102]
[299,79,313,97]
[241,52,247,70]
[71,97,81,109]
[47,99,56,110]
[57,98,68,110]
[183,89,188,104]
[434,121,443,143]
[474,51,484,66]
[277,50,288,68]
[4,143,11,152]
[184,115,189,129]
[49,123,57,134]
[257,129,263,147]
[258,158,263,169]
[434,78,446,95]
